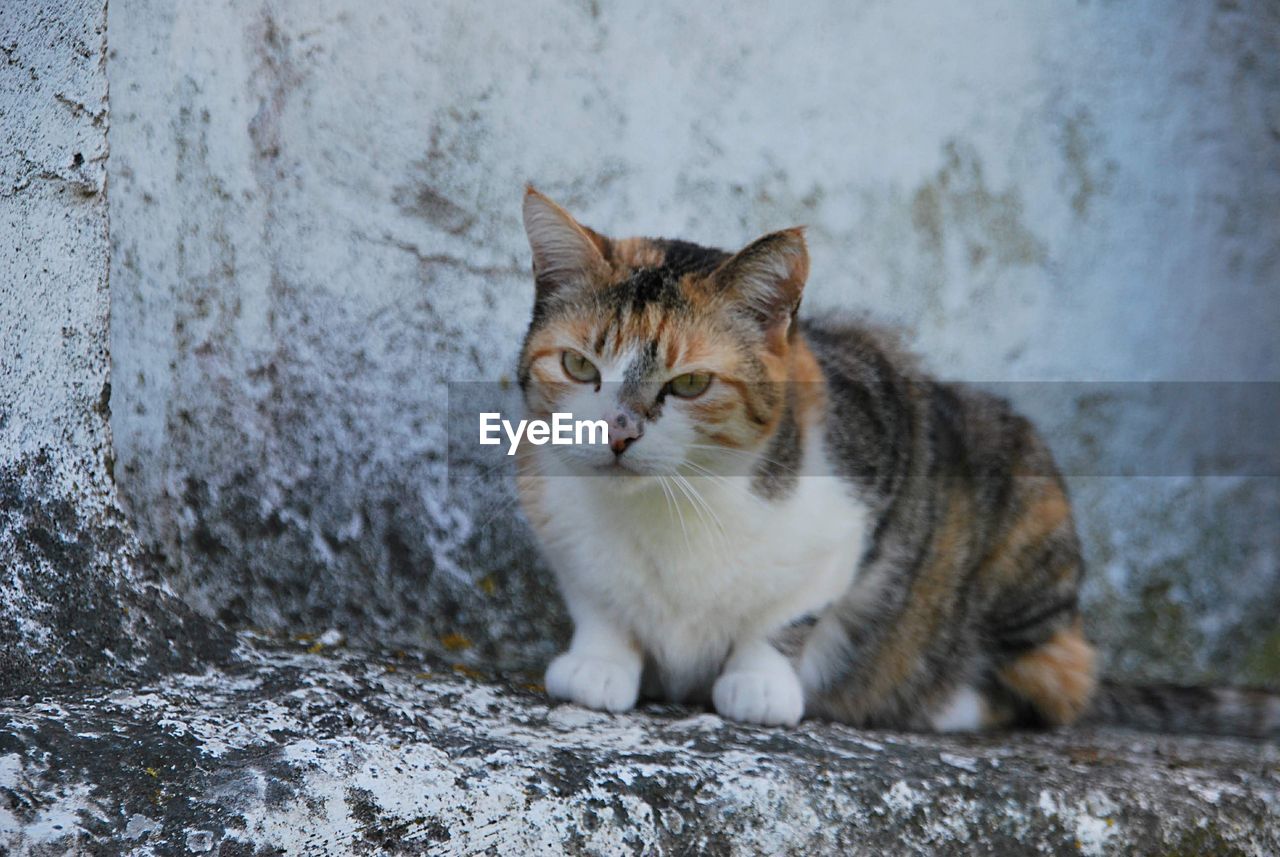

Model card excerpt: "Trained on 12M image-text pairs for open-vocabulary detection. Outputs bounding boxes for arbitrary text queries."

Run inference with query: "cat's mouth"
[587,452,681,480]
[595,457,643,475]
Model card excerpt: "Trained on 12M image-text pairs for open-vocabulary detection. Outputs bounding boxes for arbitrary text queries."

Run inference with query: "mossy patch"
[1242,629,1280,685]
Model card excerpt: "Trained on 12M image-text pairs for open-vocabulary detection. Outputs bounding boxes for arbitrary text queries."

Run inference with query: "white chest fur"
[528,434,871,700]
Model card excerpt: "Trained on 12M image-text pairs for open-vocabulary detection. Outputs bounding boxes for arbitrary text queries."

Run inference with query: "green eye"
[561,351,600,384]
[669,372,712,398]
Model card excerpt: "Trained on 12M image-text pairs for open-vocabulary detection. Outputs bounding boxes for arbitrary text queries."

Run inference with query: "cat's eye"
[668,372,712,399]
[561,351,600,384]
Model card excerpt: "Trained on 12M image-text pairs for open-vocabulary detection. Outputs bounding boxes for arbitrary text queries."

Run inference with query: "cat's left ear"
[711,228,809,343]
[522,186,611,299]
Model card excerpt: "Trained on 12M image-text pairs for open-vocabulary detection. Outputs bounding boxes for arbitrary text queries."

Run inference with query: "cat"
[513,186,1279,735]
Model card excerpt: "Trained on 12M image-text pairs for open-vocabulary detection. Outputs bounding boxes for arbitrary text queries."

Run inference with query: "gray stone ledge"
[2,637,1277,855]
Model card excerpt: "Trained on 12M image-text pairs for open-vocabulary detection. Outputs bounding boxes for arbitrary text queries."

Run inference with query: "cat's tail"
[1081,680,1280,739]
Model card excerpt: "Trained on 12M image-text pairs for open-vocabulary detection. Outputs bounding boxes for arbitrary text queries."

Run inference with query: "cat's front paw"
[545,652,640,713]
[713,665,805,727]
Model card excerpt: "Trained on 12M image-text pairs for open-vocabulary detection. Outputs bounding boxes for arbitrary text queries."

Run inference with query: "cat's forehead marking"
[597,344,639,385]
[593,338,659,388]
[622,338,661,391]
[601,267,686,315]
[609,237,666,269]
[589,283,675,362]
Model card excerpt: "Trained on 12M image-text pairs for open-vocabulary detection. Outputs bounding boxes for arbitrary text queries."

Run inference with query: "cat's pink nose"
[607,409,644,455]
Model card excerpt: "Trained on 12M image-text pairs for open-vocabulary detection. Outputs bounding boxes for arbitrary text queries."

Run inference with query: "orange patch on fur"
[715,377,778,431]
[525,347,563,365]
[703,430,746,448]
[671,328,720,369]
[982,486,1072,587]
[609,237,666,269]
[688,398,737,420]
[664,336,681,369]
[527,363,570,387]
[515,454,550,529]
[998,620,1097,726]
[858,494,973,712]
[786,338,827,437]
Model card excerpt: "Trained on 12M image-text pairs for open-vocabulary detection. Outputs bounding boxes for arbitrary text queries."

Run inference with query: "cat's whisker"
[672,473,725,535]
[655,475,674,528]
[464,469,541,521]
[658,475,693,556]
[469,492,524,533]
[677,462,769,514]
[679,460,748,490]
[674,459,730,482]
[669,474,722,553]
[672,474,731,561]
[451,456,521,493]
[684,443,801,476]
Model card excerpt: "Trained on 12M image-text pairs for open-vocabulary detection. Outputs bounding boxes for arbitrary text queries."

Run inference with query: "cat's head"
[517,187,809,482]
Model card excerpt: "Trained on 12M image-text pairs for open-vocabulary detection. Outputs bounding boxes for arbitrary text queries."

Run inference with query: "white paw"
[930,685,987,733]
[545,652,640,713]
[712,667,805,727]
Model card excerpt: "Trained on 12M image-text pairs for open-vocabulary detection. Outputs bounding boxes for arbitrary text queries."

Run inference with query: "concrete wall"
[0,0,223,691]
[107,1,1279,682]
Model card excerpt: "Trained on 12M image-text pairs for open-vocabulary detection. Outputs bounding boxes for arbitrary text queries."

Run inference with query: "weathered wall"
[0,0,226,692]
[107,1,1280,681]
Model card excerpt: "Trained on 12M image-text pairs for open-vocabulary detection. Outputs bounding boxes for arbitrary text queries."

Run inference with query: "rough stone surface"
[0,0,228,693]
[106,0,1280,683]
[0,451,230,694]
[3,637,1278,855]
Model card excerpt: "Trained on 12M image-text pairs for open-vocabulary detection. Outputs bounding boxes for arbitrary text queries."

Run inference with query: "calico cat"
[514,187,1279,735]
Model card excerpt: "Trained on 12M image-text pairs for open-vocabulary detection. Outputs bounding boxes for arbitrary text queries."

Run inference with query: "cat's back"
[799,315,1064,504]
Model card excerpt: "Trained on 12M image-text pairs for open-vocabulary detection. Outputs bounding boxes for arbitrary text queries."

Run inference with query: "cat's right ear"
[710,227,809,349]
[522,187,610,299]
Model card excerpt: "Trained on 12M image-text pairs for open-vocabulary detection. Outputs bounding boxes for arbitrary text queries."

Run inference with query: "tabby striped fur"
[514,187,1277,737]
